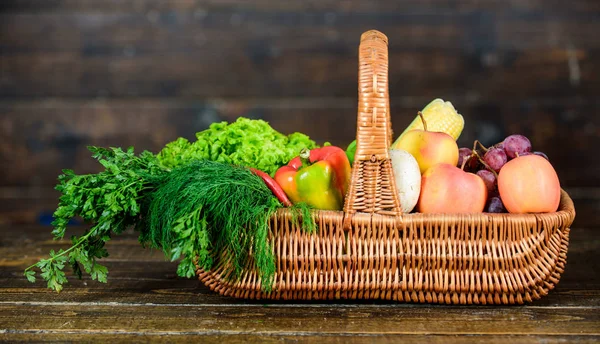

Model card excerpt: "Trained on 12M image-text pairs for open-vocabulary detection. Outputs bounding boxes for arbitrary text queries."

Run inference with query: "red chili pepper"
[249,167,293,207]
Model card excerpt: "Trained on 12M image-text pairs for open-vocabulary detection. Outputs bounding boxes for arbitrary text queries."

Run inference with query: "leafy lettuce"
[157,117,318,175]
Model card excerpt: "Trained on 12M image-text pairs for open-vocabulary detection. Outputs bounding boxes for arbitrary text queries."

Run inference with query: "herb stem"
[24,229,95,272]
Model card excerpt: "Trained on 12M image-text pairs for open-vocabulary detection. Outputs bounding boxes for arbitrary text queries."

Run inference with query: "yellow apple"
[392,128,459,174]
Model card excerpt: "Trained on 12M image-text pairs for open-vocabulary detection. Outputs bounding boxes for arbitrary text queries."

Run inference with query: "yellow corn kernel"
[395,98,464,141]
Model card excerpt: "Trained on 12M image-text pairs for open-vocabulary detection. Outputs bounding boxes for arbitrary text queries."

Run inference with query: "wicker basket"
[196,30,576,305]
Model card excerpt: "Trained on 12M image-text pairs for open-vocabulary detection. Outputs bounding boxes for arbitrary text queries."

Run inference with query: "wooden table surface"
[1,189,599,343]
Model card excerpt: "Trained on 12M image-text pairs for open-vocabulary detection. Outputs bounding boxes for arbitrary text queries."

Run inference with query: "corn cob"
[394,98,464,142]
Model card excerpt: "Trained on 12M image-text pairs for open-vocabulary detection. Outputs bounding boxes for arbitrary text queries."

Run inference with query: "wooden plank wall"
[0,0,598,223]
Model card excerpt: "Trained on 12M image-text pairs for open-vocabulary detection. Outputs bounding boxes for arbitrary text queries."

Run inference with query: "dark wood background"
[1,0,599,225]
[1,2,600,341]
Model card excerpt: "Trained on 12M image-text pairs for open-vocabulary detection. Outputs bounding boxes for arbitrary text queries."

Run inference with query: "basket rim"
[277,188,575,226]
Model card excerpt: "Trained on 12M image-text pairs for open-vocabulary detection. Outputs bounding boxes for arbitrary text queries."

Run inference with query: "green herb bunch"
[142,160,281,290]
[24,147,167,292]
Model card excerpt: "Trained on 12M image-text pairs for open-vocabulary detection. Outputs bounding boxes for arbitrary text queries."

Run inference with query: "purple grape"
[503,134,532,159]
[469,155,483,171]
[476,169,497,194]
[533,151,549,160]
[483,147,507,172]
[458,147,473,167]
[486,196,506,213]
[458,147,481,172]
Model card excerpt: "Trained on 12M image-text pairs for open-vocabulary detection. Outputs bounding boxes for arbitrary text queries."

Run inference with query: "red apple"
[498,155,560,213]
[418,163,487,213]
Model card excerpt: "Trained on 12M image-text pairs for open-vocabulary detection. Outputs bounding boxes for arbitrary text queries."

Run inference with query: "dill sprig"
[142,160,281,291]
[290,202,317,234]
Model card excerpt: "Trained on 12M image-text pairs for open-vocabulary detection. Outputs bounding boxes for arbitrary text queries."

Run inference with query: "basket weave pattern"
[197,30,576,305]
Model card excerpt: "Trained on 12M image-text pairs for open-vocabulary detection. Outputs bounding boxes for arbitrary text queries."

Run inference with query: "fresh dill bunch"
[143,160,281,291]
[290,202,317,234]
[24,146,167,292]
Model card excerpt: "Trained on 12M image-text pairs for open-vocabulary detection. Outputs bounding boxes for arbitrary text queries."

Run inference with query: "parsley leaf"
[24,147,167,292]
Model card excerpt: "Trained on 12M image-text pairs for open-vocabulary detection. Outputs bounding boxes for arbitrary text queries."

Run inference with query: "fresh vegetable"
[393,98,464,143]
[142,160,282,289]
[249,167,292,207]
[389,149,421,213]
[157,117,318,176]
[23,148,290,292]
[345,140,357,165]
[275,146,351,211]
[23,147,167,292]
[23,116,323,292]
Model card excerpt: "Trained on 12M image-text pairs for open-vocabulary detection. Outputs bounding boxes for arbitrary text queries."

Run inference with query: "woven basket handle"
[343,30,402,225]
